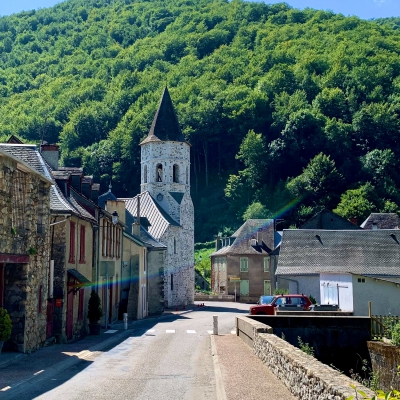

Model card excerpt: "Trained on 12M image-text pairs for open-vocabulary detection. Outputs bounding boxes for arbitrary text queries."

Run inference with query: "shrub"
[0,308,12,341]
[392,323,400,346]
[87,290,103,323]
[298,336,314,357]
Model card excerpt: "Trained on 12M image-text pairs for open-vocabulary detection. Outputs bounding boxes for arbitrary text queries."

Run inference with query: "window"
[116,227,121,259]
[12,169,27,234]
[358,278,365,283]
[79,225,86,263]
[173,164,179,183]
[174,238,176,254]
[264,257,270,273]
[144,165,147,184]
[69,221,76,263]
[240,257,248,272]
[156,164,163,182]
[78,289,84,320]
[240,280,249,295]
[186,167,189,185]
[102,219,106,257]
[115,274,119,306]
[37,181,46,234]
[171,274,174,291]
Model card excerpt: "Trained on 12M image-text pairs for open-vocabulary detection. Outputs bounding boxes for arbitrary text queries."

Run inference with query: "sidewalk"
[213,334,297,400]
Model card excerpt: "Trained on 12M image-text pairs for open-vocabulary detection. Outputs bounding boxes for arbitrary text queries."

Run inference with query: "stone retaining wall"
[194,294,235,302]
[236,315,375,400]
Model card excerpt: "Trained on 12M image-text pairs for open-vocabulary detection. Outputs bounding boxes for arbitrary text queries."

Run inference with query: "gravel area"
[214,334,297,400]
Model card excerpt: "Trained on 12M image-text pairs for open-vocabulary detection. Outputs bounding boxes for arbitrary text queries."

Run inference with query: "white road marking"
[186,330,196,334]
[146,329,155,333]
[33,370,44,376]
[105,330,118,333]
[0,386,11,392]
[166,330,175,333]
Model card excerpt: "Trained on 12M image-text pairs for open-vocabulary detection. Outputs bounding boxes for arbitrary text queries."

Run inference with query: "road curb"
[1,329,135,399]
[210,335,228,400]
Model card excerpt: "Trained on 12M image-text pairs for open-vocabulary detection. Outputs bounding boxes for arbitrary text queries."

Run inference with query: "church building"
[123,88,194,307]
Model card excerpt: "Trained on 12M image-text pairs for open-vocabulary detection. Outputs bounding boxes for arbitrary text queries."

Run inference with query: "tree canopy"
[1,0,400,240]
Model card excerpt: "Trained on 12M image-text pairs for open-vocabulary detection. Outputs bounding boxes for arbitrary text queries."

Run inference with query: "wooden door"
[66,290,74,340]
[109,277,113,322]
[46,300,54,338]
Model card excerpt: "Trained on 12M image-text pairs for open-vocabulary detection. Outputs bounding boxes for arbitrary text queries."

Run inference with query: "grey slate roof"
[122,191,179,240]
[98,189,118,209]
[276,229,400,277]
[0,144,53,181]
[50,184,75,214]
[140,87,186,145]
[361,213,400,230]
[301,209,360,230]
[228,219,275,255]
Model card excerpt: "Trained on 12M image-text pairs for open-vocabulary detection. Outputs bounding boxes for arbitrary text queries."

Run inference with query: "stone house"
[276,229,400,315]
[210,219,281,302]
[0,145,52,353]
[123,88,194,308]
[300,209,361,230]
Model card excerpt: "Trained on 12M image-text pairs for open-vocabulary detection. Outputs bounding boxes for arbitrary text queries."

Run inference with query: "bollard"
[123,313,128,330]
[213,315,218,335]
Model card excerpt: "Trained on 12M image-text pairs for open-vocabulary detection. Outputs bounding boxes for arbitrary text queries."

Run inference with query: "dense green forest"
[1,0,400,241]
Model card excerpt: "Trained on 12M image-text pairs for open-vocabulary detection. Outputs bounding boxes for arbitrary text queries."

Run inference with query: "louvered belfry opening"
[12,169,27,235]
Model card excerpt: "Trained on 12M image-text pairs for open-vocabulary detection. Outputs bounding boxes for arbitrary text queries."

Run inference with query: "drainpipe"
[277,277,299,294]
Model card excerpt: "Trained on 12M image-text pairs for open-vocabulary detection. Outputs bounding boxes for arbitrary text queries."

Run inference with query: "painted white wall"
[277,275,320,301]
[320,273,353,311]
[352,275,400,316]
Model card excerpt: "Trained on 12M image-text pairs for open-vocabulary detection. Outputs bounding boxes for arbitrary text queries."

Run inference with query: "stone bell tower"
[139,87,194,306]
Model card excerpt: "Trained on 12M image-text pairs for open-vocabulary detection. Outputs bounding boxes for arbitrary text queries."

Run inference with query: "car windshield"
[259,295,275,305]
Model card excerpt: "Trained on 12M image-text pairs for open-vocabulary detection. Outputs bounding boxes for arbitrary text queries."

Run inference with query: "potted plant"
[0,308,12,354]
[88,290,103,335]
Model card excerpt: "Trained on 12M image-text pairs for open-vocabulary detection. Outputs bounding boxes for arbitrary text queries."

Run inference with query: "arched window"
[174,238,177,254]
[143,165,147,183]
[156,164,163,182]
[186,166,189,185]
[173,164,179,183]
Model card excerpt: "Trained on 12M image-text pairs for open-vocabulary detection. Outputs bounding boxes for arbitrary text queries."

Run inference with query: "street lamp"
[104,210,119,330]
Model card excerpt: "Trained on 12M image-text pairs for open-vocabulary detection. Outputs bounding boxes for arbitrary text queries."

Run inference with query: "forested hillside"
[1,0,400,241]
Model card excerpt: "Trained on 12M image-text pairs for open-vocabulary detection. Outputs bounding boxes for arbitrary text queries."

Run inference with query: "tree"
[242,202,270,220]
[334,183,376,222]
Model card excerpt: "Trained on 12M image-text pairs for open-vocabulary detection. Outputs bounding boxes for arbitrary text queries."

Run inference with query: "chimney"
[92,183,100,203]
[40,143,59,171]
[349,218,358,226]
[372,222,378,230]
[132,195,141,237]
[215,236,220,251]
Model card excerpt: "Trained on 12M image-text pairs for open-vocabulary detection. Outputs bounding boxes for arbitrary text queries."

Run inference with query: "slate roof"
[98,189,118,209]
[301,209,360,230]
[140,87,186,145]
[276,229,400,277]
[361,213,400,230]
[0,144,53,181]
[122,191,179,240]
[210,219,277,257]
[50,184,75,214]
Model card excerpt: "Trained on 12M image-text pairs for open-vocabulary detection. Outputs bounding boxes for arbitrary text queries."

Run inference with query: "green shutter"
[240,280,249,295]
[264,280,271,295]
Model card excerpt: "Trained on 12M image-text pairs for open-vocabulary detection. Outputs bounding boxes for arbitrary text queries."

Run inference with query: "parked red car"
[249,294,312,315]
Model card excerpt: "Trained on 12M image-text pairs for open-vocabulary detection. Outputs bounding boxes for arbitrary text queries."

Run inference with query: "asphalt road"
[6,302,250,400]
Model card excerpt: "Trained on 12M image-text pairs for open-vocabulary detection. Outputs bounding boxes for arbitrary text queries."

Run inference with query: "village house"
[275,229,400,316]
[0,145,52,353]
[210,219,281,302]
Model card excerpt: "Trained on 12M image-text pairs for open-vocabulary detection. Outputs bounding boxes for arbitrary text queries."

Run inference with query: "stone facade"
[0,153,51,353]
[140,140,194,307]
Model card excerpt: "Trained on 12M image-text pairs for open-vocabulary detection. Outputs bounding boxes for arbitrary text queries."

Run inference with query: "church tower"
[140,87,194,306]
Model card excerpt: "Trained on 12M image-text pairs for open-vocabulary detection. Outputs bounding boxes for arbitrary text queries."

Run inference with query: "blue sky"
[1,0,400,19]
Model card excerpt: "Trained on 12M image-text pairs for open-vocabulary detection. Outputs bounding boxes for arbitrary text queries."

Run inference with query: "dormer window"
[156,164,163,182]
[173,164,179,183]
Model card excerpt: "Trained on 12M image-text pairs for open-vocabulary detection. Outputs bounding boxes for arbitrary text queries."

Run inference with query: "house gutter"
[277,277,299,294]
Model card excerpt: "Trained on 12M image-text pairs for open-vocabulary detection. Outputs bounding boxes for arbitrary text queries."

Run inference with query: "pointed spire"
[140,87,185,144]
[108,181,112,192]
